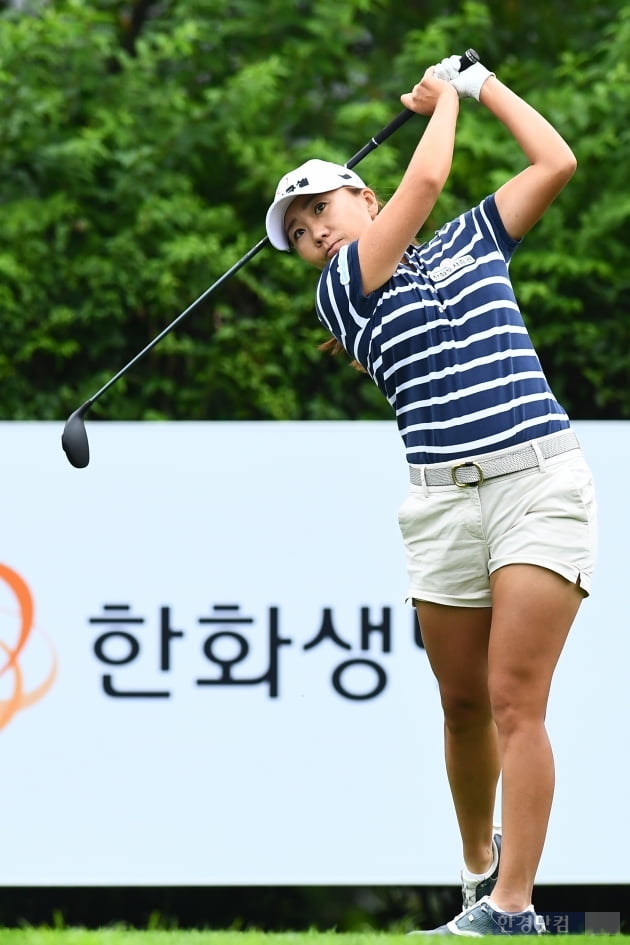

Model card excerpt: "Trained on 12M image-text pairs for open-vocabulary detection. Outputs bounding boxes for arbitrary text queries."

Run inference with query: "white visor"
[265,158,366,251]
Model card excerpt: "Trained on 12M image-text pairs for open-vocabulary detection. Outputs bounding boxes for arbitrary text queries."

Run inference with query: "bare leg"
[415,601,499,874]
[487,564,583,911]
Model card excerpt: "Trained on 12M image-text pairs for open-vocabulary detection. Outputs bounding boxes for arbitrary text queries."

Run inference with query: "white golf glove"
[434,55,495,101]
[433,55,462,83]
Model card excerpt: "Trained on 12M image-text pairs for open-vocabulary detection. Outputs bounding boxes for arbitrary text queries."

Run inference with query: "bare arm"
[357,69,460,294]
[479,77,577,240]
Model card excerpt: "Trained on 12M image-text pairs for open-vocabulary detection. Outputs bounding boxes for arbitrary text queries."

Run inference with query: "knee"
[488,673,546,736]
[440,687,493,736]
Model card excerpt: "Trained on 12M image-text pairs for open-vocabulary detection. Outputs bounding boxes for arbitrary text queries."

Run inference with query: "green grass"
[0,933,627,944]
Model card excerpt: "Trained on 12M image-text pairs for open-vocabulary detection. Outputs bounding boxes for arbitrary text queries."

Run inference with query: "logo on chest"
[427,254,474,283]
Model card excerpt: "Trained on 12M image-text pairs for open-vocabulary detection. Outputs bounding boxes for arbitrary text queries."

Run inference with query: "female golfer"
[265,56,597,935]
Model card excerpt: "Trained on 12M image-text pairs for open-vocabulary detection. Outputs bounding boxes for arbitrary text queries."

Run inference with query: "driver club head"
[61,402,92,468]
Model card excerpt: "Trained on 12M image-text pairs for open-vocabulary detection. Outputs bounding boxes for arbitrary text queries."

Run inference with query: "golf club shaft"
[82,105,414,408]
[346,48,479,168]
[70,48,480,411]
[85,234,270,407]
[346,109,415,169]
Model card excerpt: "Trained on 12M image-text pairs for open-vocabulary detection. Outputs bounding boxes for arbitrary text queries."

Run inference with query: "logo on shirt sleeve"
[337,245,351,286]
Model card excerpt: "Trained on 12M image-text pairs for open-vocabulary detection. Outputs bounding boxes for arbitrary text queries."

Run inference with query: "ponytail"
[318,336,367,373]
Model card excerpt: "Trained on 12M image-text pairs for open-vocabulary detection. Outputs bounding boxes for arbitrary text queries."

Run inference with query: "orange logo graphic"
[0,564,58,730]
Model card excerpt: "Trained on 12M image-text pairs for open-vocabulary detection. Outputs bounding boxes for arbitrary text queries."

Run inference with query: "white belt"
[409,432,580,488]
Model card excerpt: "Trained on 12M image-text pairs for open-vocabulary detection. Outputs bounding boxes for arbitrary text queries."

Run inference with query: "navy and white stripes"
[315,194,569,465]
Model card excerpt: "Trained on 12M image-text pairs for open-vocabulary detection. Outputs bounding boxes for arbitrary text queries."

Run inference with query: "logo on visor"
[0,564,58,731]
[281,176,310,197]
[280,171,356,198]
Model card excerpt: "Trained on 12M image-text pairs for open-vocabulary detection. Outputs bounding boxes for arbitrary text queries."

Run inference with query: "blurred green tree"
[0,0,628,421]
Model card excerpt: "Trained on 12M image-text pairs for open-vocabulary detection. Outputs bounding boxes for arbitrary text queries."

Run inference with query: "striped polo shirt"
[315,193,570,465]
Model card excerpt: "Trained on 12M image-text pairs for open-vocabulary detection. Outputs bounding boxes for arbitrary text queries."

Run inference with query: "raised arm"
[478,77,577,240]
[356,69,460,294]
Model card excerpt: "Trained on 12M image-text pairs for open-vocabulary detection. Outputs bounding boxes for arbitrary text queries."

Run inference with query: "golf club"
[61,48,479,468]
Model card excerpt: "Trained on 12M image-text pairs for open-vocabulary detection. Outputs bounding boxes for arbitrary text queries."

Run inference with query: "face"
[284,187,378,268]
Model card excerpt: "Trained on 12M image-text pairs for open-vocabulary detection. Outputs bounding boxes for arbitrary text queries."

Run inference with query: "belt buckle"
[451,460,485,488]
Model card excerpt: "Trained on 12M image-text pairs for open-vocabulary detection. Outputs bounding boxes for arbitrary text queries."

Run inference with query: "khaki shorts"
[398,438,598,607]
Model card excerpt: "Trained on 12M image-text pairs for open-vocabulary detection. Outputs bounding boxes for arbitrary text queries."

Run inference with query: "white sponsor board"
[1,420,628,886]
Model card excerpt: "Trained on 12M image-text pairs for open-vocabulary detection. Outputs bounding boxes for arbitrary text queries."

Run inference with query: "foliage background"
[1,0,629,425]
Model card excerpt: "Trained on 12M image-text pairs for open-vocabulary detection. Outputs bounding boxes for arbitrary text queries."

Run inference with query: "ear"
[361,188,379,220]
